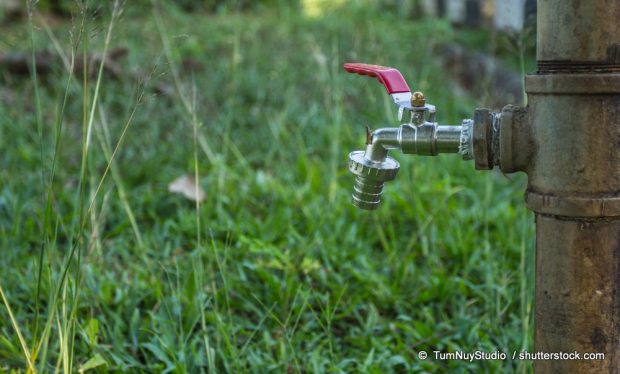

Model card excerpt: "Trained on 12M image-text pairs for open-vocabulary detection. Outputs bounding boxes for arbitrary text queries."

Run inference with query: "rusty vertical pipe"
[526,0,620,372]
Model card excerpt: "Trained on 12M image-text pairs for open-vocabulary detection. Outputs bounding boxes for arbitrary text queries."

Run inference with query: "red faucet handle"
[343,63,411,95]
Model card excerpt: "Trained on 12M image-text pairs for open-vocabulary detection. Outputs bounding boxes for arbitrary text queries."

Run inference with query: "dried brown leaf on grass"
[168,174,206,202]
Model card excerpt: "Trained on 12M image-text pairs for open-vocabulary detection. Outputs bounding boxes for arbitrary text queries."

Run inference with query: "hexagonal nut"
[348,151,400,182]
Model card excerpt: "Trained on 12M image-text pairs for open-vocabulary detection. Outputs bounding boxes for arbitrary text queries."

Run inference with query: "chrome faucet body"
[344,63,475,209]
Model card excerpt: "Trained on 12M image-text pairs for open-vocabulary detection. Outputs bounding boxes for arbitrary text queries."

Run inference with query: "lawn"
[0,1,535,372]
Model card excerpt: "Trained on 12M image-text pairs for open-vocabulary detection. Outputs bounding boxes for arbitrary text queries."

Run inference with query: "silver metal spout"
[363,127,400,161]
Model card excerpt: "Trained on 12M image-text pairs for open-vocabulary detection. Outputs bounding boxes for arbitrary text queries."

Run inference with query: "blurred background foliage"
[0,0,536,372]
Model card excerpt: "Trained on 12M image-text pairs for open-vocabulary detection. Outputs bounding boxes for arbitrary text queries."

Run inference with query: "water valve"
[344,62,478,210]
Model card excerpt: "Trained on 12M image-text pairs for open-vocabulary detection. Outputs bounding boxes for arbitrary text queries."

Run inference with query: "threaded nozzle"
[352,176,384,210]
[348,150,399,211]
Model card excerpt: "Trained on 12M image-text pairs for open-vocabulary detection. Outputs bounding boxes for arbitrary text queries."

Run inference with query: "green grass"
[0,1,535,372]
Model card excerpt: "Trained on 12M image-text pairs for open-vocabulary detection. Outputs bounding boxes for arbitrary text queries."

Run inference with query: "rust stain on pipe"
[534,216,620,373]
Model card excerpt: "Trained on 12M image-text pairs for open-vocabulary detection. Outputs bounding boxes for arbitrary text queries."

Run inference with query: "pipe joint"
[471,106,533,173]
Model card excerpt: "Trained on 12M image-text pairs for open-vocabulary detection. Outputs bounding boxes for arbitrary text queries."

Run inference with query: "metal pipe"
[434,125,461,153]
[534,216,620,372]
[527,1,620,372]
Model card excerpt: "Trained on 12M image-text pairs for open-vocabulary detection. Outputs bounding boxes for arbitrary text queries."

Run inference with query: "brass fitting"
[411,91,426,107]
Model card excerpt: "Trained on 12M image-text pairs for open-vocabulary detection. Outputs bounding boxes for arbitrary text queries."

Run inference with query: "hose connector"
[343,62,483,211]
[348,151,399,210]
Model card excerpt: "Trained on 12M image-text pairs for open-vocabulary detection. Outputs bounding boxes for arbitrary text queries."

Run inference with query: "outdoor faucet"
[343,2,620,368]
[345,63,475,210]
